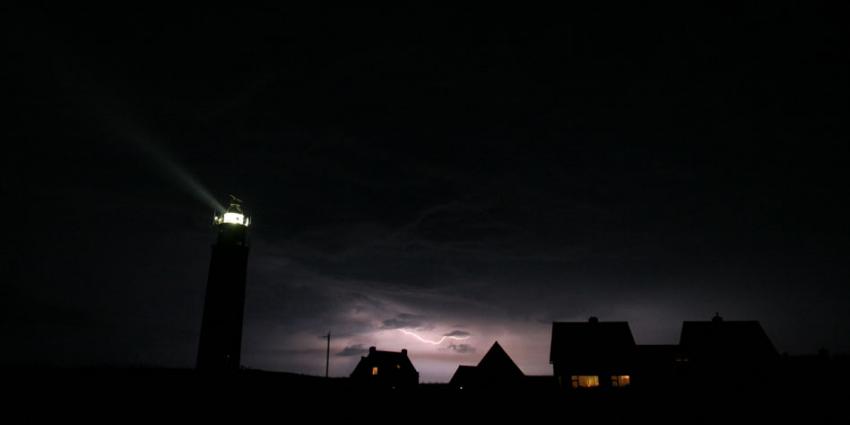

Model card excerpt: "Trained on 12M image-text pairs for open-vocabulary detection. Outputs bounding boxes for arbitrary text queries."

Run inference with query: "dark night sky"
[4,5,849,381]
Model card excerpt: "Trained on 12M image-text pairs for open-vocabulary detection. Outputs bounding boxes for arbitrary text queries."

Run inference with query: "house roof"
[365,349,414,366]
[449,342,524,387]
[680,319,777,361]
[350,347,417,377]
[448,365,479,385]
[477,341,524,377]
[550,320,636,369]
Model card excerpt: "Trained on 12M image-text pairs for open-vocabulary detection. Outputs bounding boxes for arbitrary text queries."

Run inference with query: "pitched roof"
[680,320,777,361]
[449,342,524,387]
[550,320,636,369]
[448,365,479,385]
[477,341,524,377]
[364,349,413,366]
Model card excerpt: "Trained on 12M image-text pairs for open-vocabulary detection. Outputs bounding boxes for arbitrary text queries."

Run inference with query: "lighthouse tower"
[197,196,251,371]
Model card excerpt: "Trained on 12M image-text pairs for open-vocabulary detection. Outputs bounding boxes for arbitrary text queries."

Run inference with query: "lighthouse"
[197,196,251,371]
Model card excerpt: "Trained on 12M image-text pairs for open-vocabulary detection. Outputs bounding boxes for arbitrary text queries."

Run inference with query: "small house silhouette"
[449,341,524,390]
[678,313,779,387]
[350,346,418,389]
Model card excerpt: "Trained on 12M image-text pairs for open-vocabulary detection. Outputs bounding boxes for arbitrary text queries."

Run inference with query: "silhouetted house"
[350,346,418,389]
[678,313,778,386]
[449,341,524,390]
[550,317,636,390]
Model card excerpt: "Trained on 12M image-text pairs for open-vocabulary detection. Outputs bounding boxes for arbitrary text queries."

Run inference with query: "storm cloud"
[336,344,368,357]
[380,313,429,330]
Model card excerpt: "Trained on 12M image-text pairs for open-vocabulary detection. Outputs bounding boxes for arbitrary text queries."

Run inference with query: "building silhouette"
[449,341,525,390]
[350,346,418,389]
[196,198,251,371]
[548,314,780,391]
[677,313,778,386]
[550,317,636,390]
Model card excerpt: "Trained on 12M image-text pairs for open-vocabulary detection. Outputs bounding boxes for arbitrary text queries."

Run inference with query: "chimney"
[712,312,723,323]
[401,349,408,356]
[369,346,376,355]
[588,316,599,323]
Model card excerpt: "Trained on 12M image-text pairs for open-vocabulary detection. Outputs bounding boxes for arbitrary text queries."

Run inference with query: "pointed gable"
[449,341,524,389]
[550,318,636,371]
[477,341,524,378]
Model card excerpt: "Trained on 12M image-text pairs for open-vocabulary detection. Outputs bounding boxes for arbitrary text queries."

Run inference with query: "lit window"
[571,375,600,388]
[396,364,401,369]
[372,366,379,376]
[611,375,631,387]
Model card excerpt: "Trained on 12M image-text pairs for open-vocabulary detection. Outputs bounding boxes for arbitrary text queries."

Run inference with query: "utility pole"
[325,331,331,378]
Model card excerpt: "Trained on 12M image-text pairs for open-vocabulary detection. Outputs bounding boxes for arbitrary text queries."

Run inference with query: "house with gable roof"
[550,317,636,390]
[449,341,525,390]
[350,346,419,389]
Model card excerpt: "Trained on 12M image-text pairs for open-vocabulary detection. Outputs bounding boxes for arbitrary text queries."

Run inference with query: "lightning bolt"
[399,329,470,345]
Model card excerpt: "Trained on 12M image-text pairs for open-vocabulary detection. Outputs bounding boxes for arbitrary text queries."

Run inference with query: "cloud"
[443,330,470,337]
[447,343,476,354]
[336,344,368,357]
[380,313,428,329]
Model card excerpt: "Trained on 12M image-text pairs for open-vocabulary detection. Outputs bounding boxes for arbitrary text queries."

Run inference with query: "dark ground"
[6,362,847,424]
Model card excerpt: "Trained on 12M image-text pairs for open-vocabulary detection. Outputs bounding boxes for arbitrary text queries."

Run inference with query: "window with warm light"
[611,375,631,387]
[571,375,600,388]
[371,366,379,376]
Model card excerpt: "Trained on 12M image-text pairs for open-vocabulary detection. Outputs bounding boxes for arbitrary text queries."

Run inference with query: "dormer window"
[372,366,379,376]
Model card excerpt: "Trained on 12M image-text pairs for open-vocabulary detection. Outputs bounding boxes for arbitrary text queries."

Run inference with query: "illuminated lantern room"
[212,195,250,247]
[214,197,251,227]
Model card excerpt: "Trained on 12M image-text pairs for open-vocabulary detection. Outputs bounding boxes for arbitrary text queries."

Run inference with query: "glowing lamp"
[214,212,250,226]
[214,197,250,227]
